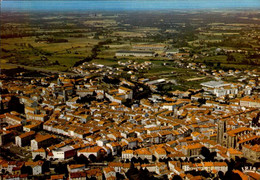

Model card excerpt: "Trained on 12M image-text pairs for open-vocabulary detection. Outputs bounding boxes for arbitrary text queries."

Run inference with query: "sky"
[1,0,260,12]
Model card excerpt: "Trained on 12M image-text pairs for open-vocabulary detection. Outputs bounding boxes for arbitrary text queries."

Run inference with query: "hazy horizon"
[1,0,260,12]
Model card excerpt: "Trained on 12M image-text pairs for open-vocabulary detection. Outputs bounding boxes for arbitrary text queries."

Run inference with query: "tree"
[131,157,137,163]
[78,154,89,165]
[7,96,24,113]
[200,147,210,160]
[217,62,221,68]
[137,168,150,179]
[116,172,125,180]
[172,175,182,180]
[227,54,236,62]
[97,152,105,162]
[209,151,217,161]
[89,154,96,162]
[152,155,157,162]
[225,171,242,180]
[33,154,43,162]
[190,157,195,163]
[106,152,114,162]
[42,160,50,173]
[126,162,139,179]
[137,157,143,164]
[218,171,224,179]
[21,165,32,175]
[143,158,149,164]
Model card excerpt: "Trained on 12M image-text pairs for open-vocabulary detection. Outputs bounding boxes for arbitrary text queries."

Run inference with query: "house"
[31,134,56,151]
[168,161,181,172]
[242,144,260,162]
[3,124,23,132]
[32,148,46,160]
[24,106,39,115]
[155,162,168,175]
[118,86,133,99]
[182,143,204,157]
[25,113,48,122]
[227,148,243,159]
[67,164,85,173]
[240,96,260,108]
[50,174,65,180]
[103,167,116,180]
[2,174,28,180]
[24,161,43,175]
[0,130,14,146]
[69,171,87,180]
[122,138,138,149]
[86,168,103,180]
[106,142,121,156]
[52,145,76,160]
[15,131,35,147]
[77,146,105,158]
[154,147,167,160]
[5,113,25,125]
[23,122,42,132]
[135,148,152,160]
[122,150,134,160]
[158,130,173,143]
[162,102,183,111]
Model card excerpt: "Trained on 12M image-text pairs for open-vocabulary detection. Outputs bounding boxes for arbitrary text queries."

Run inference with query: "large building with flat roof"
[115,50,155,57]
[200,81,230,89]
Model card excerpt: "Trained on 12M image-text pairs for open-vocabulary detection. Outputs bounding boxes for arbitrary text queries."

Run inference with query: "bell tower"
[217,119,227,145]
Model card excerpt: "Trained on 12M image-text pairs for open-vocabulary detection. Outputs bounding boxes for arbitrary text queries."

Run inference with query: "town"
[0,5,260,180]
[0,55,259,179]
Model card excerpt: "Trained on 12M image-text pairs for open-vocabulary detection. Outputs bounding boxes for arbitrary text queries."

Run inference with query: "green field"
[0,36,101,71]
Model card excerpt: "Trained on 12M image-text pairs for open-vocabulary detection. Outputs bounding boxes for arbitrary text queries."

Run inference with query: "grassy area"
[200,55,227,63]
[0,36,100,71]
[91,58,118,66]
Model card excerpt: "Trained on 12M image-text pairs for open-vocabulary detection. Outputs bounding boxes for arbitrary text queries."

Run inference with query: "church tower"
[217,119,227,145]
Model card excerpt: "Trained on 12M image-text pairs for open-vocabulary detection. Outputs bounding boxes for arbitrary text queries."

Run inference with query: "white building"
[116,50,155,57]
[52,146,75,160]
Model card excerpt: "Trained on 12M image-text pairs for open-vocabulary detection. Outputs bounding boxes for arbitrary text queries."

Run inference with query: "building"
[154,147,167,160]
[240,96,260,108]
[24,161,43,175]
[135,148,153,160]
[15,131,35,147]
[31,134,56,151]
[0,130,14,146]
[217,120,253,149]
[115,50,155,57]
[25,113,48,122]
[32,148,46,160]
[133,44,166,51]
[226,127,252,149]
[67,164,85,173]
[77,146,105,158]
[242,144,260,162]
[52,146,76,160]
[201,81,231,97]
[182,143,204,157]
[121,150,134,160]
[118,86,133,99]
[5,113,25,125]
[103,167,116,180]
[217,119,227,145]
